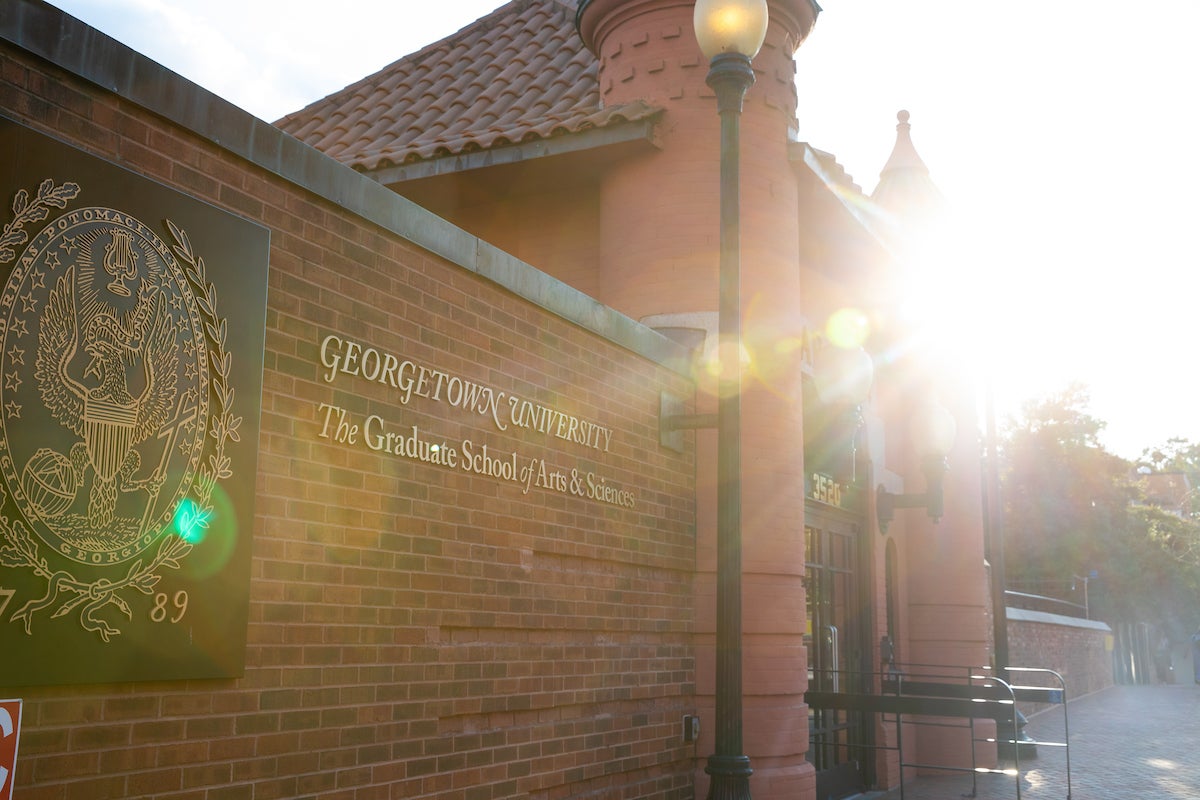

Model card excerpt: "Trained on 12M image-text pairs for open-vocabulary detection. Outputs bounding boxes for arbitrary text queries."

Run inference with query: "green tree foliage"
[1001,385,1132,585]
[1138,438,1200,520]
[1000,384,1200,636]
[1139,437,1200,476]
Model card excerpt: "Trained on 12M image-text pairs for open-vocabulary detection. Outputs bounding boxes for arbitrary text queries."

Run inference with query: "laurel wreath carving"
[0,185,239,642]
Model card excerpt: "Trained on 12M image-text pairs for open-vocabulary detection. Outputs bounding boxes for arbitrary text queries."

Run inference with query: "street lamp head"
[693,0,769,60]
[910,399,957,461]
[813,344,874,408]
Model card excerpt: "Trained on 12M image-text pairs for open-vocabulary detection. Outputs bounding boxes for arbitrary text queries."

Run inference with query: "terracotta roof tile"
[276,0,660,172]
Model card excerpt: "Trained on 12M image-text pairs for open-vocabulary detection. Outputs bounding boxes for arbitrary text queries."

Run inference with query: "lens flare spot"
[174,498,209,544]
[826,308,870,349]
[175,485,239,579]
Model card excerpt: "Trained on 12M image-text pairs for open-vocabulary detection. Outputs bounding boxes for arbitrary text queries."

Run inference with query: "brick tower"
[871,110,992,772]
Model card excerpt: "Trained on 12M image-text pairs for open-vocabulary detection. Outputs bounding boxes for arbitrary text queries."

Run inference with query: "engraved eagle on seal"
[37,264,178,528]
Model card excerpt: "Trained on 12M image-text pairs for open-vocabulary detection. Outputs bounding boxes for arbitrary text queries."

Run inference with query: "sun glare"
[886,201,1117,438]
[891,210,1019,383]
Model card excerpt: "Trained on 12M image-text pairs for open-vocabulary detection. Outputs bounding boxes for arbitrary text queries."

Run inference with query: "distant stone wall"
[1007,608,1113,712]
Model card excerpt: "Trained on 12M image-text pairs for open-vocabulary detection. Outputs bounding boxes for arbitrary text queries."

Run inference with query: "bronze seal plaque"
[0,117,268,685]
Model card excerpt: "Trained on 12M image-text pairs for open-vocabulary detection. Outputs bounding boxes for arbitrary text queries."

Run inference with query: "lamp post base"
[705,754,752,799]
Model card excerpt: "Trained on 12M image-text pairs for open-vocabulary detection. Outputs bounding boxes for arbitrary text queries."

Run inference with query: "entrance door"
[805,502,871,798]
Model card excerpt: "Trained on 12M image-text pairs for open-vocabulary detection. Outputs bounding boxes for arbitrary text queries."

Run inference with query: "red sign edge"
[0,699,22,800]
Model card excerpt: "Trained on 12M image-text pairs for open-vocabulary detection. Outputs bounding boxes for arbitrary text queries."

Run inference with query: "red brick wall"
[0,23,698,800]
[1007,611,1114,711]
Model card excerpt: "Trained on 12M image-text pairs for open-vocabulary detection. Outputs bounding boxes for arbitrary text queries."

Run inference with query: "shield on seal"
[83,395,138,482]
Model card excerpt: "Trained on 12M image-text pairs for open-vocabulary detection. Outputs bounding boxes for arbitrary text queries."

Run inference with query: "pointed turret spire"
[880,110,926,174]
[871,110,943,219]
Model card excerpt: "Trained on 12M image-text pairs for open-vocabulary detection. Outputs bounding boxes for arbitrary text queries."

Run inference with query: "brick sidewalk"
[873,683,1200,800]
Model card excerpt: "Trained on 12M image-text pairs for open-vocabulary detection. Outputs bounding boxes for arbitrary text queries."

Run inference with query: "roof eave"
[789,141,892,254]
[362,116,661,184]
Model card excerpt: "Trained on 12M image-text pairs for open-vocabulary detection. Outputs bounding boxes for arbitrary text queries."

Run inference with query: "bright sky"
[44,0,1200,459]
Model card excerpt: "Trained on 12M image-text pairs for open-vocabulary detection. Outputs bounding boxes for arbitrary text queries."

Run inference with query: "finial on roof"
[880,109,925,176]
[871,108,943,216]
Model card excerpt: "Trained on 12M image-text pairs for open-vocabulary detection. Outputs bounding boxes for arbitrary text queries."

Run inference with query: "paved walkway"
[873,681,1200,800]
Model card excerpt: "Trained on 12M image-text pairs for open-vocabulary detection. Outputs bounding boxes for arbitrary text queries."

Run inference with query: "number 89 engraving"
[150,590,189,623]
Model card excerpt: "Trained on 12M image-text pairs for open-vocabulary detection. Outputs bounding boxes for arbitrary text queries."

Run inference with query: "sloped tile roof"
[276,0,660,173]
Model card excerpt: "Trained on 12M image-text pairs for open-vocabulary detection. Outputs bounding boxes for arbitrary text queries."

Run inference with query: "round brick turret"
[576,0,813,117]
[576,3,821,799]
[575,0,816,320]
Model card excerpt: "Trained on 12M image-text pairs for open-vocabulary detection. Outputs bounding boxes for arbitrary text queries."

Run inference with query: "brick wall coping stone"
[1007,607,1113,633]
[0,0,692,376]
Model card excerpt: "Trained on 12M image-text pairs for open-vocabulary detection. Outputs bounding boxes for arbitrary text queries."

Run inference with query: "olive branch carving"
[0,179,81,263]
[167,218,243,465]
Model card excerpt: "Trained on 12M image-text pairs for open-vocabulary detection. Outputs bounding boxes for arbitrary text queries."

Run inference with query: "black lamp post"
[693,2,767,798]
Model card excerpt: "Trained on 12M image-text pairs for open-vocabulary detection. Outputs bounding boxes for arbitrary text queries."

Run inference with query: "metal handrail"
[1004,666,1072,800]
[805,662,1073,800]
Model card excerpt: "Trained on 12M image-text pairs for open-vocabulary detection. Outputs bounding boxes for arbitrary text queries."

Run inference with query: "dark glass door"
[805,503,871,798]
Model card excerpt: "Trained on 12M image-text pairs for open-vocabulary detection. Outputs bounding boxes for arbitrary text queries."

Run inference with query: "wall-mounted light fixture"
[877,399,957,532]
[806,342,874,484]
